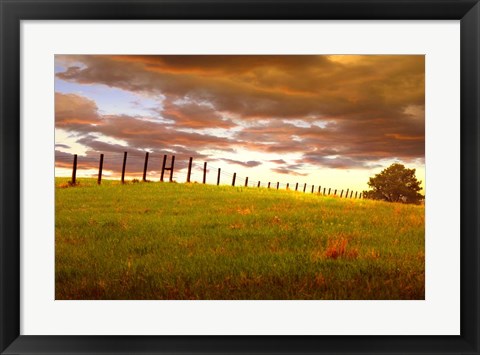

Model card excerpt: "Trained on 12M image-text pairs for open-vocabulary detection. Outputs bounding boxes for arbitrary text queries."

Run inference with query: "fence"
[56,151,363,199]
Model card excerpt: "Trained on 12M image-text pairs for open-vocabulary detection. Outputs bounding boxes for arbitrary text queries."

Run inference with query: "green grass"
[55,177,425,300]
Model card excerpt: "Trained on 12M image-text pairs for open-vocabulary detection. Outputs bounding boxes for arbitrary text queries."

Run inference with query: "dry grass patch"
[324,237,358,260]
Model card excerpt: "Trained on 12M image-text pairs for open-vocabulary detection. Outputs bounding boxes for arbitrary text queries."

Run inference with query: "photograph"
[3,0,478,352]
[54,54,425,300]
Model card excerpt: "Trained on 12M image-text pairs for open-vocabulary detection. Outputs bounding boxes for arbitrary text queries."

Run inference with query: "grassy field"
[55,177,425,300]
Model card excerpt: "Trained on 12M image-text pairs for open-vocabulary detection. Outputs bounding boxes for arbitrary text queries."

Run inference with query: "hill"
[55,177,425,300]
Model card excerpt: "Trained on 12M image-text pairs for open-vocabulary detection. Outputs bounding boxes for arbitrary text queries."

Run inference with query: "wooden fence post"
[303,183,307,193]
[97,153,104,185]
[295,183,298,191]
[142,152,149,182]
[160,155,167,182]
[71,154,77,184]
[345,188,349,198]
[276,182,279,190]
[217,168,221,185]
[355,191,358,199]
[350,190,353,198]
[359,193,362,199]
[268,182,271,189]
[257,181,260,187]
[286,183,289,190]
[203,162,207,184]
[187,157,193,183]
[318,186,321,193]
[323,187,326,195]
[121,152,127,184]
[169,156,175,182]
[334,189,337,196]
[328,188,331,195]
[245,177,249,187]
[232,173,236,186]
[311,185,314,193]
[340,190,344,198]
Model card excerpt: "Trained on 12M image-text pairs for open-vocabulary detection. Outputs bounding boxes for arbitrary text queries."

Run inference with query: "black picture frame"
[1,1,479,354]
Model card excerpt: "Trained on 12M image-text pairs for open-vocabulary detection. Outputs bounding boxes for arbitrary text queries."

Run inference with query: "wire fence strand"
[55,150,364,199]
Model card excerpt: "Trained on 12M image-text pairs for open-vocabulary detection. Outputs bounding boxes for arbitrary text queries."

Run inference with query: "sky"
[55,55,425,194]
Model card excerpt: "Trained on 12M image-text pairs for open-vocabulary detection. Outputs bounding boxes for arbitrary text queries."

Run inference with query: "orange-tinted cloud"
[55,92,101,126]
[56,55,424,120]
[55,93,236,156]
[161,99,235,129]
[220,158,262,168]
[55,55,425,172]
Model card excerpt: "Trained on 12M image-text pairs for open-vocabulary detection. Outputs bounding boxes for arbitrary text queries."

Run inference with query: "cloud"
[55,93,236,157]
[55,143,71,149]
[220,158,262,168]
[55,92,101,127]
[236,117,424,168]
[271,168,308,176]
[161,99,236,129]
[269,159,287,164]
[56,55,424,120]
[55,55,425,171]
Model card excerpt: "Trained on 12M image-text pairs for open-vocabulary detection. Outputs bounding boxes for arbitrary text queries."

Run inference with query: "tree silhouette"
[363,163,424,204]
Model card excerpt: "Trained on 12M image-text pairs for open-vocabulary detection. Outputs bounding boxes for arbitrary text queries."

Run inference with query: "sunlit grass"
[55,177,424,300]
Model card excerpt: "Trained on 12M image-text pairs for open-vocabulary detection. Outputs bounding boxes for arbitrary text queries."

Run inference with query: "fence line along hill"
[56,151,364,199]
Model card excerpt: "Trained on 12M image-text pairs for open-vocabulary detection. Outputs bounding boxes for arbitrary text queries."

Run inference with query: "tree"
[363,163,424,204]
